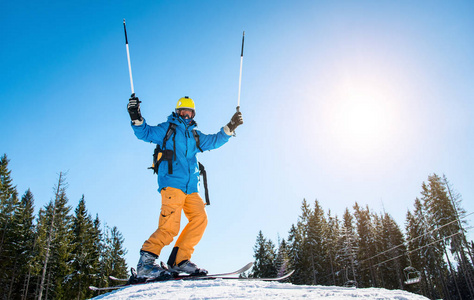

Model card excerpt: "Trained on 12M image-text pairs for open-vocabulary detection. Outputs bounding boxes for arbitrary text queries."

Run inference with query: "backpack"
[148,123,210,205]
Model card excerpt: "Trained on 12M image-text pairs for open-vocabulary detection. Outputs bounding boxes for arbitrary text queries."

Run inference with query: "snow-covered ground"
[91,280,429,300]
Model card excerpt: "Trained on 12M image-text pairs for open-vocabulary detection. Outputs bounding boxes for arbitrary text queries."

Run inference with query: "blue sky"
[2,0,474,273]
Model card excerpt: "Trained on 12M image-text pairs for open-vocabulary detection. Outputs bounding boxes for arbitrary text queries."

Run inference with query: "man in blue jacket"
[127,94,243,279]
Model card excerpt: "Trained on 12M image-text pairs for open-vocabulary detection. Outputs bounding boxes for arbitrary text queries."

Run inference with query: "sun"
[323,84,397,157]
[334,92,388,145]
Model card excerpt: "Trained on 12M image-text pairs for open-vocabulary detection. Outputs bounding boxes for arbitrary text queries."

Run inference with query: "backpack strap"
[192,129,203,153]
[163,123,177,149]
[192,130,209,205]
[199,162,210,205]
[164,123,177,174]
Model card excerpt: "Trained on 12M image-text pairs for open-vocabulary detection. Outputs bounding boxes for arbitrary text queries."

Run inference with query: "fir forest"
[251,174,473,300]
[0,155,128,299]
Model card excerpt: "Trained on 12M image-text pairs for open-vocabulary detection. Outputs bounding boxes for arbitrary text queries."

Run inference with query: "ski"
[90,269,294,292]
[89,285,127,291]
[168,261,254,278]
[92,262,254,291]
[220,269,295,281]
[108,275,127,282]
[109,261,253,282]
[169,268,294,283]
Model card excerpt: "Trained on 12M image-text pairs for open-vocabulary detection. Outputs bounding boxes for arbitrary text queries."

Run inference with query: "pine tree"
[35,202,52,299]
[0,154,18,253]
[275,239,290,277]
[375,213,408,289]
[422,174,458,240]
[36,172,73,300]
[101,225,128,284]
[337,208,357,287]
[353,203,377,287]
[7,189,37,299]
[306,200,328,285]
[406,198,432,297]
[419,174,454,299]
[287,223,305,284]
[324,210,340,286]
[68,196,99,299]
[405,176,451,299]
[252,231,277,278]
[287,199,313,285]
[91,215,106,289]
[370,213,384,287]
[0,154,20,298]
[442,175,474,298]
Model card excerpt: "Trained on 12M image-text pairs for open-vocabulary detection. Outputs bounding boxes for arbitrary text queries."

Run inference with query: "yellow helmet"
[176,96,196,117]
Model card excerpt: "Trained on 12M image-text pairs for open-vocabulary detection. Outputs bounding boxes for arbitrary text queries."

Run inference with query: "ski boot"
[170,260,208,276]
[136,250,172,280]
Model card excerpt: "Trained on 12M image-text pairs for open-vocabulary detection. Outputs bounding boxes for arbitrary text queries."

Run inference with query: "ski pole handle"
[123,19,135,94]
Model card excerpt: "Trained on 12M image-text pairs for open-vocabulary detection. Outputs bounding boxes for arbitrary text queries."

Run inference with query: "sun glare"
[323,84,397,157]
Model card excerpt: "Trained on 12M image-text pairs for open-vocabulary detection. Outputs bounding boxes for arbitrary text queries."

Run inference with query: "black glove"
[127,93,143,122]
[226,110,243,132]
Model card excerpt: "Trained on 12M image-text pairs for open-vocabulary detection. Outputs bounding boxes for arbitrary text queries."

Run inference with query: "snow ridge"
[91,279,429,300]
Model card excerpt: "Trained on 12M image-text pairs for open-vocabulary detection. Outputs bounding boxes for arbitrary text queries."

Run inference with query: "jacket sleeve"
[196,127,232,151]
[131,118,167,144]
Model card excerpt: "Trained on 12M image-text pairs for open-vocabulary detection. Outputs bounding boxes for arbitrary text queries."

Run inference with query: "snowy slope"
[91,280,428,300]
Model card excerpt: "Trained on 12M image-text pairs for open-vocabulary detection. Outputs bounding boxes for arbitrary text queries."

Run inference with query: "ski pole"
[123,19,135,94]
[237,31,245,112]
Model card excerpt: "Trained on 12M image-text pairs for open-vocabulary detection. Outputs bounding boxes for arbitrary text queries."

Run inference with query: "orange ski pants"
[141,187,208,265]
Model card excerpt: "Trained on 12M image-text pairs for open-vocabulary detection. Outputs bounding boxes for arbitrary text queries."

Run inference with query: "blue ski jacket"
[131,113,231,194]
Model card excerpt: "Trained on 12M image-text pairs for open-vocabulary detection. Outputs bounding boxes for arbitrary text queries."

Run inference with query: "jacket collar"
[167,112,197,129]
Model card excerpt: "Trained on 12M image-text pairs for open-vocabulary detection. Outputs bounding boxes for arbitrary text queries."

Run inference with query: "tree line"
[0,154,128,300]
[251,173,474,300]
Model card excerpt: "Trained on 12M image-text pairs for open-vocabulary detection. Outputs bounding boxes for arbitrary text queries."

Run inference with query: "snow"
[91,280,428,300]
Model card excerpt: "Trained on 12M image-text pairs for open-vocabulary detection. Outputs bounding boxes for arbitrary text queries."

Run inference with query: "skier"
[127,94,243,279]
